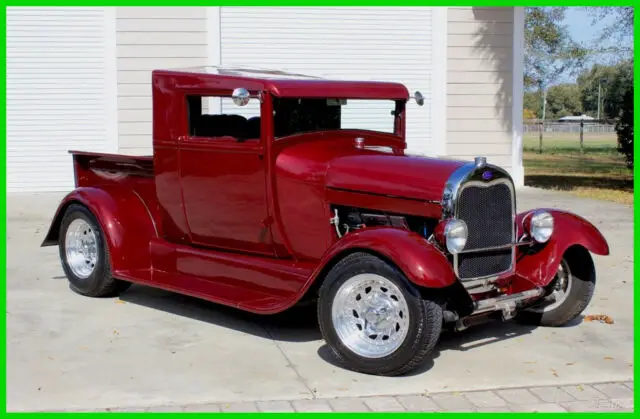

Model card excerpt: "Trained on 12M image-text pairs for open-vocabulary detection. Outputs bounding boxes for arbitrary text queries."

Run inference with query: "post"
[579,120,584,154]
[597,81,602,121]
[538,120,543,154]
[538,88,547,154]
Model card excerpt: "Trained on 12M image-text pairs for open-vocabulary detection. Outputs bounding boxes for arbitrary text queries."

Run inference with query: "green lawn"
[522,134,633,205]
[523,134,620,155]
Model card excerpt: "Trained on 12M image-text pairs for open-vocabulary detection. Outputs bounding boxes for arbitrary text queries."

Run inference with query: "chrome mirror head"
[231,88,251,106]
[413,91,425,106]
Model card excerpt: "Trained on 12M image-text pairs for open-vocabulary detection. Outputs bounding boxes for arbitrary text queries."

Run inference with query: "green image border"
[1,1,636,416]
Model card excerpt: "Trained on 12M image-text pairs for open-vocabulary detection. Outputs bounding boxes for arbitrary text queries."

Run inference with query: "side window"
[186,95,261,141]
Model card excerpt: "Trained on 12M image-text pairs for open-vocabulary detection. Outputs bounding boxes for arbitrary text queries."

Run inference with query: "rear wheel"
[517,247,595,326]
[317,252,442,376]
[58,204,131,297]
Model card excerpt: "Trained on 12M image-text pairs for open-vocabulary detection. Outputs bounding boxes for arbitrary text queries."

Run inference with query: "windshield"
[273,97,399,139]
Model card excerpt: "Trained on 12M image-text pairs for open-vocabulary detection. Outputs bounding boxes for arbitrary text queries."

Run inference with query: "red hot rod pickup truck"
[42,67,609,376]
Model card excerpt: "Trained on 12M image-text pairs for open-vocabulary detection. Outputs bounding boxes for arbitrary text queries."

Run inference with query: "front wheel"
[317,252,443,376]
[517,246,596,327]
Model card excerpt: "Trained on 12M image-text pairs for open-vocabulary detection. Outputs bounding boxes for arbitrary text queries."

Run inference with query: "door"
[179,93,273,255]
[219,6,438,156]
[7,7,115,192]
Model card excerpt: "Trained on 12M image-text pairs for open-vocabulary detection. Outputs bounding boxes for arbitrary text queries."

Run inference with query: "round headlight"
[444,219,468,254]
[530,211,554,243]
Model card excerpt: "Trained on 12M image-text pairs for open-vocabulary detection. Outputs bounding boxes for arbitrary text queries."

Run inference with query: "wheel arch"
[515,209,607,288]
[41,186,158,275]
[300,227,461,305]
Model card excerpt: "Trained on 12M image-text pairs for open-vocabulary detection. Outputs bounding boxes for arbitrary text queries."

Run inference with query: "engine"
[330,206,439,241]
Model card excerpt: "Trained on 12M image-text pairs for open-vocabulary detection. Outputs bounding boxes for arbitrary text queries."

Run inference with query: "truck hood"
[325,154,466,203]
[273,132,467,203]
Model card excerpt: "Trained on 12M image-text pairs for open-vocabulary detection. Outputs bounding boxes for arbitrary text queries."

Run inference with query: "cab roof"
[152,66,410,100]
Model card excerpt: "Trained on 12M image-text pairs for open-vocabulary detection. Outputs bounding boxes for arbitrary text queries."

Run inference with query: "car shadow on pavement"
[120,284,584,376]
[316,320,542,376]
[119,284,323,342]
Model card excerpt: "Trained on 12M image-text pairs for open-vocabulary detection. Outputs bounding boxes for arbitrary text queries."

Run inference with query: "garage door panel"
[220,6,435,155]
[7,7,113,192]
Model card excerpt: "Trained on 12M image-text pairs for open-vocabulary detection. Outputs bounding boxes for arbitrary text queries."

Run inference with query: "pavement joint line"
[263,325,318,400]
[15,379,633,413]
[422,378,635,396]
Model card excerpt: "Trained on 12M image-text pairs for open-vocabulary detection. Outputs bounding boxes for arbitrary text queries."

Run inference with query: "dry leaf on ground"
[584,314,614,324]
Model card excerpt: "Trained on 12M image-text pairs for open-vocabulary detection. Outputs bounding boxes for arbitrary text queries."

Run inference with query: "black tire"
[317,252,443,376]
[58,204,131,298]
[517,246,596,327]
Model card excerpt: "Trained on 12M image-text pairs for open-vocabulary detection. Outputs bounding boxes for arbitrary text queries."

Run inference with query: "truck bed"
[69,150,159,225]
[70,150,154,183]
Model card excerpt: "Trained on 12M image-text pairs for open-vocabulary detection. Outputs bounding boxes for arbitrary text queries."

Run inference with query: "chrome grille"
[455,181,514,279]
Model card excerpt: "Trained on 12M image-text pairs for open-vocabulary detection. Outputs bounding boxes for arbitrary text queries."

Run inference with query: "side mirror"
[413,91,425,106]
[232,88,251,106]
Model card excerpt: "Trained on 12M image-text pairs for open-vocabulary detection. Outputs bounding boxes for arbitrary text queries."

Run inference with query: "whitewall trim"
[430,6,447,157]
[104,6,118,153]
[206,6,222,114]
[511,6,525,187]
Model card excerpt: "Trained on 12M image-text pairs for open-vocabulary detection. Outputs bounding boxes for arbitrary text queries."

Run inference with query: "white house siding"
[116,7,208,155]
[6,7,116,192]
[446,7,515,174]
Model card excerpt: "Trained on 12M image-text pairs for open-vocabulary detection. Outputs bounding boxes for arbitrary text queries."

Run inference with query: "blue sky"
[557,7,633,84]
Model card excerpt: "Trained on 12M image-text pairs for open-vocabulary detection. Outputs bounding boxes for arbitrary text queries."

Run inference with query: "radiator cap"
[474,156,487,168]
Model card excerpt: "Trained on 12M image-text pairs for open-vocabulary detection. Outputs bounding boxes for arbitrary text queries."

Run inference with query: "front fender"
[41,186,158,274]
[313,227,456,289]
[515,208,609,287]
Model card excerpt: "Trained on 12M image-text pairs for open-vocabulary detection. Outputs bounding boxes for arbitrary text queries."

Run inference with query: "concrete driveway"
[7,187,633,412]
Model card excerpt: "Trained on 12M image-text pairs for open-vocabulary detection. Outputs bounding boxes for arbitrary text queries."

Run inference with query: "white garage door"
[219,7,438,155]
[7,7,116,192]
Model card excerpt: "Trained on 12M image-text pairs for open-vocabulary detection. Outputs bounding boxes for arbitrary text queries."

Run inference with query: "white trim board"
[511,6,525,187]
[206,6,222,114]
[104,6,118,153]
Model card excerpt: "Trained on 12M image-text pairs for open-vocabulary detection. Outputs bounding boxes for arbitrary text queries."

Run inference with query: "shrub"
[615,87,633,169]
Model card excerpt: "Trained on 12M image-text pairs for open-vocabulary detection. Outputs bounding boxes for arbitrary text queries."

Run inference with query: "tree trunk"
[580,121,584,154]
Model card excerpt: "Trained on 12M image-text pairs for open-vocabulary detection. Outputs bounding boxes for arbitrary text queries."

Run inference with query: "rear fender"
[41,186,158,274]
[312,227,457,289]
[515,208,609,287]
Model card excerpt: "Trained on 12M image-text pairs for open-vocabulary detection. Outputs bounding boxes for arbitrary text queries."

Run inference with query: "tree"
[545,83,583,118]
[523,91,543,118]
[603,60,633,121]
[577,60,632,119]
[606,61,634,168]
[525,7,588,153]
[582,7,633,58]
[616,85,633,169]
[523,108,537,120]
[578,8,633,166]
[524,7,588,90]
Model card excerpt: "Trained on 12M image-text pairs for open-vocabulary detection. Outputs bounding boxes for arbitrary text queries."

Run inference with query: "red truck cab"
[42,67,609,376]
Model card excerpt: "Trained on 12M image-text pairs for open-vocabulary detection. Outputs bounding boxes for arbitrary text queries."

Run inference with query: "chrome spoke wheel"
[64,218,98,279]
[331,273,410,359]
[529,260,572,313]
